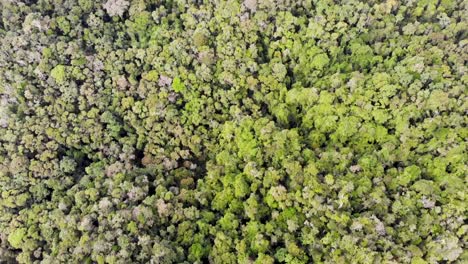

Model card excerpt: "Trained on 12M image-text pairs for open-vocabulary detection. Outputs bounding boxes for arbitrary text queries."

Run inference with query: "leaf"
[172,77,186,93]
[51,65,66,84]
[8,228,27,249]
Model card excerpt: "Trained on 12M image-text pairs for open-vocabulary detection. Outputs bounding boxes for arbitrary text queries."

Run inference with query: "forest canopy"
[0,0,467,263]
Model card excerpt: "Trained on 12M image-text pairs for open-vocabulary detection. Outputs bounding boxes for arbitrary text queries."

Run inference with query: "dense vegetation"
[0,0,466,263]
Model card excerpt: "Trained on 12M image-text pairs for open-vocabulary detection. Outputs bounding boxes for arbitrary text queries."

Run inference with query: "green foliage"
[0,0,465,263]
[50,65,66,84]
[56,16,71,35]
[143,70,159,82]
[8,228,27,249]
[172,77,185,93]
[311,53,330,70]
[397,165,422,186]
